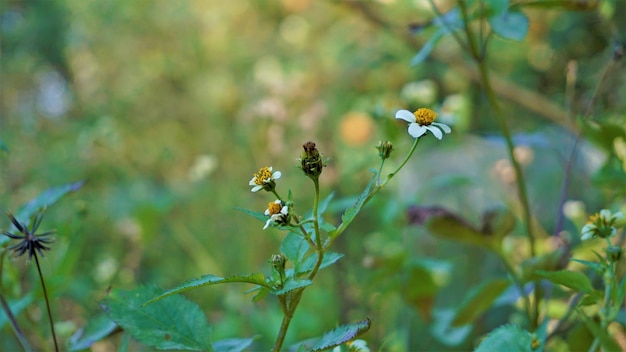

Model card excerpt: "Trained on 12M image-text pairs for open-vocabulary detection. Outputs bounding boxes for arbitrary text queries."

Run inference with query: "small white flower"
[395,108,451,140]
[263,200,289,230]
[581,209,624,241]
[249,166,282,192]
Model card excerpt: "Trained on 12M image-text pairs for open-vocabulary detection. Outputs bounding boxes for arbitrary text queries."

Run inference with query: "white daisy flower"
[263,200,289,230]
[249,166,281,192]
[395,108,451,140]
[581,209,624,240]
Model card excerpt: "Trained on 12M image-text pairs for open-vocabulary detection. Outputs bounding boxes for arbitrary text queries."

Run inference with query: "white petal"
[249,178,257,186]
[433,122,452,134]
[272,171,282,180]
[251,185,263,192]
[280,206,289,215]
[581,232,592,240]
[263,219,272,230]
[600,209,611,219]
[426,125,443,140]
[408,123,426,138]
[264,209,270,216]
[395,110,416,123]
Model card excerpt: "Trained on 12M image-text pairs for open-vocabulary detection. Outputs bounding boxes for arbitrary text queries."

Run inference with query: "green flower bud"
[298,141,325,180]
[376,141,394,160]
[606,245,623,263]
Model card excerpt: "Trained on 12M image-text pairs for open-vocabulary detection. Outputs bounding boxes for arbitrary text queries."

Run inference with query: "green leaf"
[143,273,270,306]
[331,171,377,239]
[570,258,605,274]
[233,207,267,223]
[475,324,533,352]
[401,259,452,320]
[451,279,509,327]
[484,0,509,16]
[305,317,372,351]
[297,252,344,275]
[579,290,603,306]
[273,279,312,295]
[519,248,569,283]
[577,308,621,352]
[280,232,310,264]
[0,295,33,329]
[213,337,256,352]
[101,286,213,351]
[68,314,118,351]
[535,270,593,293]
[318,191,335,215]
[2,181,84,246]
[410,29,446,66]
[489,9,529,41]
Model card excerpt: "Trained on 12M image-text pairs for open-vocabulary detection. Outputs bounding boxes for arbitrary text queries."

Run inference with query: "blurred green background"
[1,0,625,350]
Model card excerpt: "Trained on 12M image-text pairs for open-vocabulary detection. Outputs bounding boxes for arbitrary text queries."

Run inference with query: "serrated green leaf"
[577,308,621,352]
[475,324,533,352]
[297,252,344,275]
[332,172,377,239]
[68,314,118,351]
[144,273,270,306]
[489,9,529,41]
[212,337,256,352]
[451,279,509,327]
[273,279,312,295]
[280,232,310,264]
[306,317,372,351]
[233,207,267,223]
[101,286,213,351]
[535,270,593,293]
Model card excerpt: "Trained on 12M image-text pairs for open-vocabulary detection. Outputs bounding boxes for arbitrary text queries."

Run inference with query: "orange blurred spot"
[340,112,374,146]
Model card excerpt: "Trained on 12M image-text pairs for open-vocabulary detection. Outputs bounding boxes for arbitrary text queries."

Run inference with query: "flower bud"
[299,141,325,180]
[376,141,393,160]
[606,245,623,263]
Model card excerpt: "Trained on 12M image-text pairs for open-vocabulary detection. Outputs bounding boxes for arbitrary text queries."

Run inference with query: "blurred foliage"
[1,0,625,350]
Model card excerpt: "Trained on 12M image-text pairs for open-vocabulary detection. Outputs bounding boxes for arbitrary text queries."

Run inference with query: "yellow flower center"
[267,202,282,216]
[587,213,600,224]
[253,167,273,185]
[413,108,437,125]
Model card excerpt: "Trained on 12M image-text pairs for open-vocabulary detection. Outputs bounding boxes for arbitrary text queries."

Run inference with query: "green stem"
[0,292,34,352]
[34,254,59,352]
[458,0,537,329]
[272,178,325,351]
[384,137,420,186]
